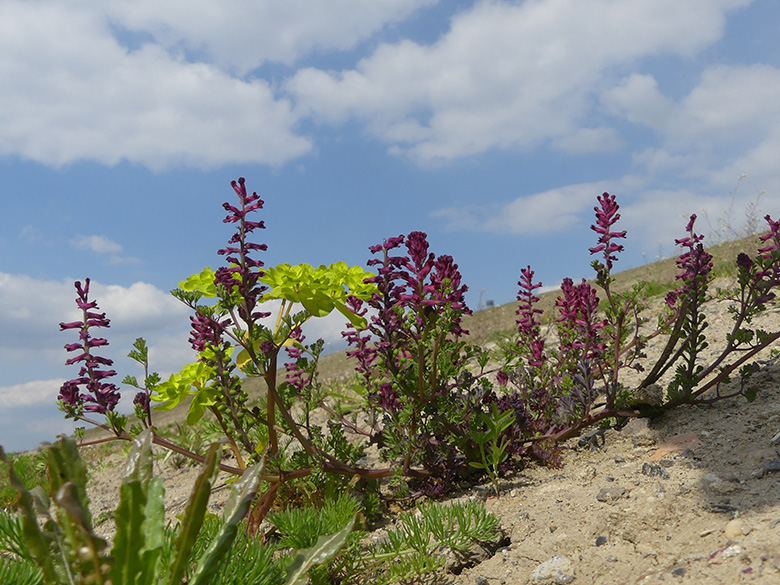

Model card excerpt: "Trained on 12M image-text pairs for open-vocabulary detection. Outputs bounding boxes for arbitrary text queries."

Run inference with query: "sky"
[2,0,780,452]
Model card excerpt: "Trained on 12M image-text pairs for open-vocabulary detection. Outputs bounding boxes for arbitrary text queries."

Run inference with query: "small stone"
[633,383,663,406]
[529,556,575,584]
[671,567,686,577]
[475,577,488,585]
[578,428,605,449]
[595,536,608,546]
[642,463,670,479]
[701,473,734,495]
[614,455,626,463]
[721,544,742,559]
[724,519,746,539]
[597,486,626,502]
[763,459,780,474]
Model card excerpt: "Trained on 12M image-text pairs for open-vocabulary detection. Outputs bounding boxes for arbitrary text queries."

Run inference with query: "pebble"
[701,473,735,495]
[671,567,686,577]
[762,459,780,475]
[529,556,575,584]
[724,518,750,539]
[641,463,670,479]
[721,544,743,559]
[596,486,626,502]
[724,519,742,539]
[595,536,607,546]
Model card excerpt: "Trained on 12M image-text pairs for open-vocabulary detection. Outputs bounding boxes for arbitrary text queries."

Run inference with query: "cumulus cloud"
[104,0,437,73]
[0,273,191,384]
[0,380,63,408]
[288,0,751,163]
[434,181,615,236]
[0,0,311,170]
[552,127,624,155]
[70,235,141,265]
[602,73,673,129]
[71,235,123,255]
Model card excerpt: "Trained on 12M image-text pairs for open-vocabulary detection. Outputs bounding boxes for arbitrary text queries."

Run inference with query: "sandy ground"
[83,293,780,584]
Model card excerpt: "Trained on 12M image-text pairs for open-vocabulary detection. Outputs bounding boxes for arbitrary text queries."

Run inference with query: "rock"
[622,417,652,438]
[701,473,735,495]
[529,555,575,584]
[633,383,664,406]
[595,536,607,546]
[721,544,743,559]
[724,518,746,539]
[578,428,605,449]
[762,459,780,476]
[641,463,670,479]
[671,567,686,577]
[596,486,626,502]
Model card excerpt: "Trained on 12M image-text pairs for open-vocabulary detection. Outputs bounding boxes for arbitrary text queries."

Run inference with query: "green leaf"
[111,428,166,585]
[123,426,154,483]
[164,442,221,585]
[110,481,147,585]
[285,515,356,585]
[0,448,60,584]
[188,459,265,585]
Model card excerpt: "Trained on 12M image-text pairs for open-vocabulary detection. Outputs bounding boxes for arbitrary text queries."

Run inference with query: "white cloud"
[88,281,191,331]
[0,1,311,170]
[674,65,780,142]
[288,0,751,163]
[602,73,673,129]
[0,380,63,408]
[552,127,623,155]
[70,235,141,265]
[434,181,615,235]
[613,63,780,199]
[0,273,191,383]
[71,235,123,255]
[104,0,438,74]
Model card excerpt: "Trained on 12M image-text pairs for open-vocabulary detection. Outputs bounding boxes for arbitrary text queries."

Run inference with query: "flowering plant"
[54,181,780,525]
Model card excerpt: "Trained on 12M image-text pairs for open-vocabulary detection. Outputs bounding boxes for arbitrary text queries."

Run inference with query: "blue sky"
[2,0,779,452]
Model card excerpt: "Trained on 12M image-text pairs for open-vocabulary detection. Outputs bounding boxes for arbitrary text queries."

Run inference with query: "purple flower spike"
[516,267,546,367]
[58,279,121,417]
[674,214,713,296]
[216,178,271,324]
[589,192,627,275]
